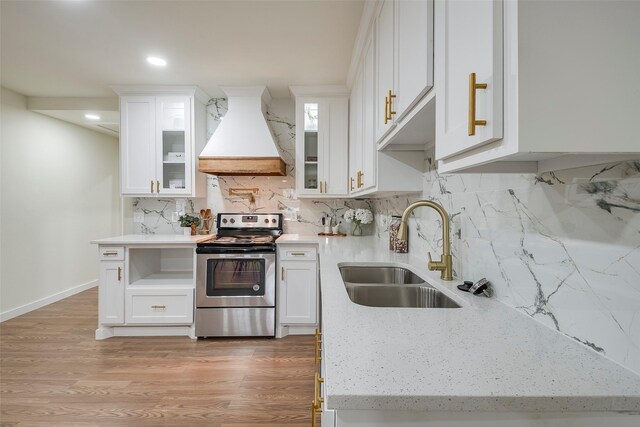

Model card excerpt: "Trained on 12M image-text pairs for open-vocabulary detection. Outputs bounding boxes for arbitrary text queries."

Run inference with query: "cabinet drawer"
[98,246,125,261]
[279,246,317,261]
[125,288,194,325]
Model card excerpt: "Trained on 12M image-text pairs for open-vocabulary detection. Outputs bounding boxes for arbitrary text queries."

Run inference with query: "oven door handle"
[196,247,275,255]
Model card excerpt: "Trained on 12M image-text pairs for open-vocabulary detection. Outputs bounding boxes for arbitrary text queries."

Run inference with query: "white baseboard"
[0,279,98,322]
[96,325,194,340]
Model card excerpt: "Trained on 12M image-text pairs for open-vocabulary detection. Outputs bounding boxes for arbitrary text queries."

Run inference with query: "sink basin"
[345,283,461,308]
[339,263,461,308]
[340,265,425,285]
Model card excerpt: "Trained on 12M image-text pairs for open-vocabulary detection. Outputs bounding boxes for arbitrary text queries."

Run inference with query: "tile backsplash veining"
[372,152,640,375]
[125,98,369,236]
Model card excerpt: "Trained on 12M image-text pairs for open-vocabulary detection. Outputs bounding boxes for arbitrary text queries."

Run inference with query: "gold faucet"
[396,200,453,281]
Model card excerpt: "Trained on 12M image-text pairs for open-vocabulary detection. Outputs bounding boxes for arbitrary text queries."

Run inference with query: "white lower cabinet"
[125,288,194,325]
[277,245,318,337]
[96,245,195,339]
[98,260,125,325]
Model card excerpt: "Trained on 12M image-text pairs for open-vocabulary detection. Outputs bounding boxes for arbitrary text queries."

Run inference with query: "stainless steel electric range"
[195,213,283,337]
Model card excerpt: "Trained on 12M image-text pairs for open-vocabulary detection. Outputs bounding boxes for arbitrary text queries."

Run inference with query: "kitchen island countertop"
[91,234,213,245]
[277,234,640,412]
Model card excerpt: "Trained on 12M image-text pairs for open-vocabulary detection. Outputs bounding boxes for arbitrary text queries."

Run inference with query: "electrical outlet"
[133,212,145,223]
[171,212,180,222]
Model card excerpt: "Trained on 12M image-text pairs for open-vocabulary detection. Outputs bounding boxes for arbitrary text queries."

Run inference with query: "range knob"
[264,219,269,224]
[222,218,228,224]
[230,218,235,224]
[272,219,277,224]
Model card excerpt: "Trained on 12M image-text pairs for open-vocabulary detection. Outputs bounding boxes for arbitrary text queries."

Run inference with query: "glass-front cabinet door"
[156,96,192,195]
[302,102,319,192]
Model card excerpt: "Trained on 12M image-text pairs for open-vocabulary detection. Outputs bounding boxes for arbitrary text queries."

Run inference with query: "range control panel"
[217,213,283,229]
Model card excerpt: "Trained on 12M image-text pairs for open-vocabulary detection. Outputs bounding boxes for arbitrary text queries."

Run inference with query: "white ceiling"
[0,0,365,99]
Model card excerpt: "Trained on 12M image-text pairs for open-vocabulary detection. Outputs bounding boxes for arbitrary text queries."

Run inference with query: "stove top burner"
[206,235,276,245]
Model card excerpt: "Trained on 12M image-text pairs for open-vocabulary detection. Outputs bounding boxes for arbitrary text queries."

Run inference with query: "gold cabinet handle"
[156,180,160,193]
[314,372,324,408]
[468,72,488,136]
[318,181,322,193]
[384,94,390,124]
[151,305,166,309]
[290,252,306,256]
[117,267,122,281]
[150,179,154,193]
[386,89,396,123]
[311,401,318,427]
[103,251,118,256]
[281,266,285,281]
[350,177,355,191]
[314,328,322,364]
[357,171,364,188]
[324,181,328,194]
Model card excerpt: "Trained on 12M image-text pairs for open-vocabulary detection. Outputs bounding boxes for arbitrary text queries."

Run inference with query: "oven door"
[196,252,275,308]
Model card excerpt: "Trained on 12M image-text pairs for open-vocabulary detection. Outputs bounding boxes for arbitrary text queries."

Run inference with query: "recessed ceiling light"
[147,56,167,67]
[85,114,100,120]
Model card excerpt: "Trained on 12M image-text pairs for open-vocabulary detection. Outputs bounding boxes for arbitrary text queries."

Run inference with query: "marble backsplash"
[372,154,640,375]
[123,98,369,235]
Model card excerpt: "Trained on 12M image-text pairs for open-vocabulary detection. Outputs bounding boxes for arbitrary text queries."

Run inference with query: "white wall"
[0,87,121,319]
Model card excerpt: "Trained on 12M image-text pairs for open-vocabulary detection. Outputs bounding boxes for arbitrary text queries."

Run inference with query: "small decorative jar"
[391,215,408,253]
[389,216,401,250]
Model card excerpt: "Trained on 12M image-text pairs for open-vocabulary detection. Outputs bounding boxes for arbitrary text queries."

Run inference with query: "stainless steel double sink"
[339,264,460,309]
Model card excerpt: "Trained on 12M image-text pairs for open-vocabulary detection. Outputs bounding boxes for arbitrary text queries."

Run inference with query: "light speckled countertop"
[91,234,213,245]
[277,234,640,412]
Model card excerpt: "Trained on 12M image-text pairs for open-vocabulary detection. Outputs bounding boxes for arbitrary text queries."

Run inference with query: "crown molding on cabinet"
[346,0,382,89]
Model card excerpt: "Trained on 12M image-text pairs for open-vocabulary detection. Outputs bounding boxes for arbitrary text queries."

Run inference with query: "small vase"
[352,222,363,236]
[183,227,191,236]
[190,224,197,236]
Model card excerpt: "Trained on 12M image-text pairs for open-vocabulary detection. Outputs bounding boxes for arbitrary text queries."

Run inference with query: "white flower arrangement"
[343,208,373,225]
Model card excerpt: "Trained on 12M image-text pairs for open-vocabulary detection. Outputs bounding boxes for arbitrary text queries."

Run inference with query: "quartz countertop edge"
[276,234,640,412]
[91,234,213,245]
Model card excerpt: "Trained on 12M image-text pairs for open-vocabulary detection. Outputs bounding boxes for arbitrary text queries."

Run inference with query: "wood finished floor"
[0,288,317,426]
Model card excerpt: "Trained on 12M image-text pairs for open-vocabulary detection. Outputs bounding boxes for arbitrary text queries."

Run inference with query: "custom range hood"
[199,86,286,176]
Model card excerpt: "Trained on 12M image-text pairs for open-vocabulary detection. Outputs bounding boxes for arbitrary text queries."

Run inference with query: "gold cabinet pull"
[384,94,390,124]
[318,181,322,193]
[314,328,323,364]
[281,266,285,281]
[151,305,166,309]
[468,72,488,136]
[350,177,355,191]
[156,180,160,193]
[103,251,118,256]
[386,89,396,123]
[291,252,306,256]
[324,181,328,194]
[117,267,122,281]
[357,171,364,188]
[314,372,324,407]
[150,179,154,193]
[311,401,318,427]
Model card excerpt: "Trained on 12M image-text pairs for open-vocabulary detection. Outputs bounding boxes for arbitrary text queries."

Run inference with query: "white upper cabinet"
[375,0,396,142]
[436,0,640,173]
[291,87,349,198]
[350,37,378,195]
[375,0,434,145]
[156,96,192,196]
[113,86,208,197]
[394,0,435,121]
[436,0,502,159]
[120,96,156,195]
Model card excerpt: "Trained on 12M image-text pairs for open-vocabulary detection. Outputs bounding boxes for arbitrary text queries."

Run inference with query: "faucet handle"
[428,252,433,263]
